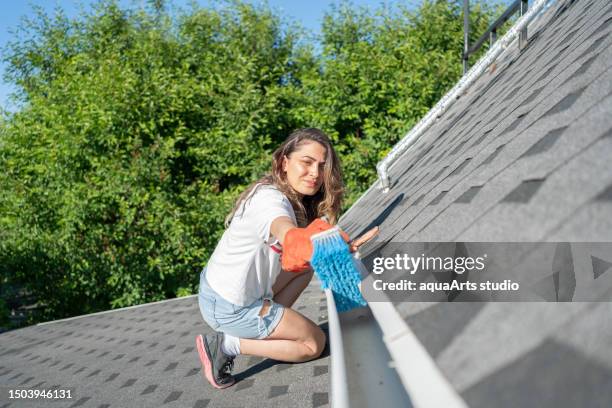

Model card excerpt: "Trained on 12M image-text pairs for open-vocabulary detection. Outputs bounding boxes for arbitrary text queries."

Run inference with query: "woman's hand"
[349,226,379,253]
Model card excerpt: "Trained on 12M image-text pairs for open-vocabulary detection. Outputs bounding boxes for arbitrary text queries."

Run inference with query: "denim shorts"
[198,269,285,339]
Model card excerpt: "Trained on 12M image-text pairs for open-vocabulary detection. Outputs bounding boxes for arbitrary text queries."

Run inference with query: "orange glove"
[281,219,350,272]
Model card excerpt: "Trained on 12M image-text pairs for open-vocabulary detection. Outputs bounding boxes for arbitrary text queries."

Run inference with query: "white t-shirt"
[205,184,297,306]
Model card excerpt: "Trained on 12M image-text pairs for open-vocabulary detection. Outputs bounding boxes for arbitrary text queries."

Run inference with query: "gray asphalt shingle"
[3,0,610,407]
[0,279,330,408]
[340,0,612,406]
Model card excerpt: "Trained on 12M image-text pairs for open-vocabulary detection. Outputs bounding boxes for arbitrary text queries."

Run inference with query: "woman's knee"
[304,326,326,359]
[315,326,327,356]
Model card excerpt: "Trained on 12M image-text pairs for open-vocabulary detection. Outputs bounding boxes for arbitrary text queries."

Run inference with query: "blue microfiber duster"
[310,227,367,312]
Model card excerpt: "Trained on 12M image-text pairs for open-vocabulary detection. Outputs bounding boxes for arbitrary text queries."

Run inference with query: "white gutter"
[376,0,549,193]
[367,298,469,408]
[324,257,413,408]
[356,255,469,408]
[324,288,350,408]
[325,254,467,407]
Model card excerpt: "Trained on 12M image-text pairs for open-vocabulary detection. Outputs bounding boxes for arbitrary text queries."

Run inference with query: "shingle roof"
[340,0,612,406]
[0,278,330,408]
[3,0,610,407]
[343,0,612,244]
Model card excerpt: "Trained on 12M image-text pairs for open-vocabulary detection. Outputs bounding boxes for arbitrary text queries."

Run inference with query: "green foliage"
[0,298,9,328]
[0,0,502,326]
[293,0,501,204]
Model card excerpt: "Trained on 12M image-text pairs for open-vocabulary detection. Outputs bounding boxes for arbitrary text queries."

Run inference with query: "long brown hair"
[225,128,344,228]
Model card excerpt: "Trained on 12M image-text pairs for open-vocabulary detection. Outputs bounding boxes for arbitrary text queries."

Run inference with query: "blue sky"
[0,0,418,111]
[0,0,506,112]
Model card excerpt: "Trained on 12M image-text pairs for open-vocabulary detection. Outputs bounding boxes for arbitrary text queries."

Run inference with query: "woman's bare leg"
[272,270,313,308]
[236,270,323,363]
[239,305,325,362]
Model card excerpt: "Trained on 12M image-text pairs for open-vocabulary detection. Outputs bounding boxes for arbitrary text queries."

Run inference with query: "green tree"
[0,0,502,328]
[0,0,310,324]
[293,0,501,204]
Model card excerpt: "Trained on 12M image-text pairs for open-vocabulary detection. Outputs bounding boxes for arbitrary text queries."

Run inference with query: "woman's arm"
[270,216,297,245]
[273,216,379,272]
[271,217,379,250]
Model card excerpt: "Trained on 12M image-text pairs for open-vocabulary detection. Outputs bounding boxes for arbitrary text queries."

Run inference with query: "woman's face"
[282,141,327,197]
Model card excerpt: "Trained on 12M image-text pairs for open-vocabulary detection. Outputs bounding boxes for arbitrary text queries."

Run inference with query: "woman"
[196,128,377,389]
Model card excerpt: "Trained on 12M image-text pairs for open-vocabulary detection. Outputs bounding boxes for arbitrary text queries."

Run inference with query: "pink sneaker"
[196,333,235,389]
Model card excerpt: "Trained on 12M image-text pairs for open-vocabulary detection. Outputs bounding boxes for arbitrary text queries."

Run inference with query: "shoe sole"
[196,334,235,389]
